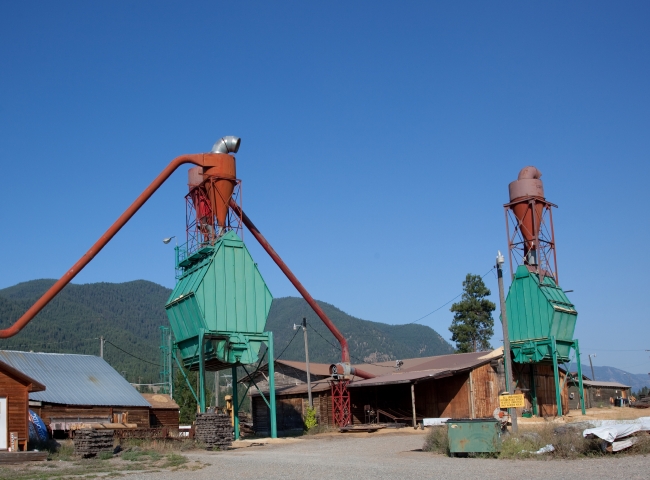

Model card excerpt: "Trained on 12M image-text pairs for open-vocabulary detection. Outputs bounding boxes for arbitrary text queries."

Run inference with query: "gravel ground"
[126,431,650,480]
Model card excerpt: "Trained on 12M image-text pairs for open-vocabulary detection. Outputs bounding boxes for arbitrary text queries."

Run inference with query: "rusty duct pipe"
[330,362,376,380]
[228,199,374,379]
[0,152,230,339]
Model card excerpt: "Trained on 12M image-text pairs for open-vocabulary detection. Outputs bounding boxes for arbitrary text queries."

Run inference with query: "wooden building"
[348,349,507,424]
[510,362,569,417]
[0,360,45,451]
[0,351,152,435]
[567,377,629,410]
[248,349,576,434]
[141,393,180,430]
[251,381,331,435]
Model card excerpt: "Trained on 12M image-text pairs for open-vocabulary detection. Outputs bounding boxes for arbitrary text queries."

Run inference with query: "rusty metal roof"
[275,359,332,377]
[141,393,180,409]
[347,369,453,387]
[0,350,151,407]
[349,349,503,388]
[250,379,331,397]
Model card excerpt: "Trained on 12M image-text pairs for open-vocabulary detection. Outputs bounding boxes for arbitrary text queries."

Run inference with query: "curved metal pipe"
[0,153,206,338]
[229,199,369,372]
[211,136,241,154]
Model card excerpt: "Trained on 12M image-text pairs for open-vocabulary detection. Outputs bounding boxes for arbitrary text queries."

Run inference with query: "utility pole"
[294,318,313,407]
[100,336,104,359]
[215,371,219,408]
[588,354,596,381]
[168,331,173,398]
[496,251,518,432]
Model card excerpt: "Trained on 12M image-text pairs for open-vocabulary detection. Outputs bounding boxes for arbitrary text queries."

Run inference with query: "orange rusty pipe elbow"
[0,153,207,339]
[229,198,356,366]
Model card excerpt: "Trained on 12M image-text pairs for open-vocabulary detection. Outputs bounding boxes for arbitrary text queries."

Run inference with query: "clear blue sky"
[1,2,649,372]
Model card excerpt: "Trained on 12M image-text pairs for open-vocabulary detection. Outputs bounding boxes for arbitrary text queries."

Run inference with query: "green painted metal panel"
[165,230,273,369]
[505,265,577,363]
[447,419,502,453]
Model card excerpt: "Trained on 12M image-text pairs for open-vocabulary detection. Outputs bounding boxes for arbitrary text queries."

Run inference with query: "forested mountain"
[267,297,455,364]
[0,280,454,383]
[0,279,170,384]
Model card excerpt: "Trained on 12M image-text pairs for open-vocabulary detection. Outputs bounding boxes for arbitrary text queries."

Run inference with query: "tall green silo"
[503,167,585,417]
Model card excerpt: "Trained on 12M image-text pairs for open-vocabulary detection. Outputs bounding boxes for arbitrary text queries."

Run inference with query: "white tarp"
[583,424,642,442]
[423,418,450,426]
[611,437,639,452]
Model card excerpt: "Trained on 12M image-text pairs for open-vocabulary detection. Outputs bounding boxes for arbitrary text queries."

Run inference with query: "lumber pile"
[194,413,232,450]
[73,429,114,457]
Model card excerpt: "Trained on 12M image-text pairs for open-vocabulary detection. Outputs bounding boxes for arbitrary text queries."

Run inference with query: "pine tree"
[449,274,495,353]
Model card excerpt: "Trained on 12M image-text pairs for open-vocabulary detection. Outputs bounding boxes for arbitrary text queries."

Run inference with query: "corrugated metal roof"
[0,350,151,407]
[250,380,331,397]
[582,380,630,389]
[348,369,453,388]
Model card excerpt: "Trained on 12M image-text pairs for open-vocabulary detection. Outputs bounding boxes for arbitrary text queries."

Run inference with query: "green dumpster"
[447,419,502,454]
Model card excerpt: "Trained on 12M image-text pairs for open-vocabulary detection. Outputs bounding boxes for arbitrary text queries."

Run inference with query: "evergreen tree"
[449,274,495,353]
[173,368,198,424]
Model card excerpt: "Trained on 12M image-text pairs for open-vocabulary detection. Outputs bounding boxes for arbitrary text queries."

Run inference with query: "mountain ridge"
[0,279,454,381]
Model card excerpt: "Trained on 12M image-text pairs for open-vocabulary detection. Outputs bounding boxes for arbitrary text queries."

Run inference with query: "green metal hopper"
[505,265,577,364]
[165,230,273,370]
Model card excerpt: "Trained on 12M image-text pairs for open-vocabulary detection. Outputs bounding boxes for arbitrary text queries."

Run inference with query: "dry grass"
[423,422,650,460]
[422,426,449,455]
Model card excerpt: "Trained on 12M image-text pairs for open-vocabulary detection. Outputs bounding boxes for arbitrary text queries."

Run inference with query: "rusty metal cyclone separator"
[0,139,375,381]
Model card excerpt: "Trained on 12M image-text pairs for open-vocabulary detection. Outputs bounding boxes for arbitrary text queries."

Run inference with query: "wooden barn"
[247,349,576,434]
[0,351,151,436]
[0,360,45,451]
[141,393,180,430]
[347,349,507,424]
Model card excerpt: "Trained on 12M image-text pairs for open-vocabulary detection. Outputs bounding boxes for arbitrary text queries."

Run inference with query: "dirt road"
[123,430,649,480]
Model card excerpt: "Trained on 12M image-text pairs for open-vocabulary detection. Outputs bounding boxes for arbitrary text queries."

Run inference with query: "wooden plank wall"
[150,409,179,429]
[0,372,29,450]
[252,390,333,434]
[37,404,150,428]
[512,363,568,417]
[470,362,504,418]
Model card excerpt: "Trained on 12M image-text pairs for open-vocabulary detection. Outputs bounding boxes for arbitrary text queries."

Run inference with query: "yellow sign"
[499,394,525,408]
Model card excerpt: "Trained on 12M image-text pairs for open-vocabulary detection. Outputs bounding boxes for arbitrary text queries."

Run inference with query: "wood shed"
[0,351,151,435]
[141,393,180,430]
[567,377,629,410]
[0,360,45,451]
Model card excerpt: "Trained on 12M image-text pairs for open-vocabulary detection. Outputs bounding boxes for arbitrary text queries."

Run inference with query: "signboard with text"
[499,394,525,408]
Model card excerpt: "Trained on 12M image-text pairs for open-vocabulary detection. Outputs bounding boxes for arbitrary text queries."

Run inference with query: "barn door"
[0,397,7,450]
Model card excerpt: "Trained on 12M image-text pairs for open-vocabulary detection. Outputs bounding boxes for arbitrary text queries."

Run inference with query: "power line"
[104,340,162,367]
[306,322,393,368]
[404,267,495,325]
[274,328,301,361]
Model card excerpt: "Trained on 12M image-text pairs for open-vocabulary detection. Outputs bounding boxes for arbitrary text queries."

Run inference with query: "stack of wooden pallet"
[73,429,114,457]
[194,413,232,450]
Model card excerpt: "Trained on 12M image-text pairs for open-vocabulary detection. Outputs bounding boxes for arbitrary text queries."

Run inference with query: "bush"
[423,427,449,455]
[500,424,603,460]
[304,407,318,431]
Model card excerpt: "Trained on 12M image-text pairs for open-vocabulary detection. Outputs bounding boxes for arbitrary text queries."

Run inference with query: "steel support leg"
[267,332,277,439]
[232,365,240,440]
[529,363,538,417]
[551,337,563,417]
[198,331,206,413]
[574,340,586,415]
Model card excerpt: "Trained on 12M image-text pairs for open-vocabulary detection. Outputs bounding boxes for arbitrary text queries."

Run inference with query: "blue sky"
[1,2,649,372]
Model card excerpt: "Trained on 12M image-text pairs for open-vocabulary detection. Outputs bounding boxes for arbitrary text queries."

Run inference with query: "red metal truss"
[184,178,243,259]
[504,197,559,286]
[331,380,351,427]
